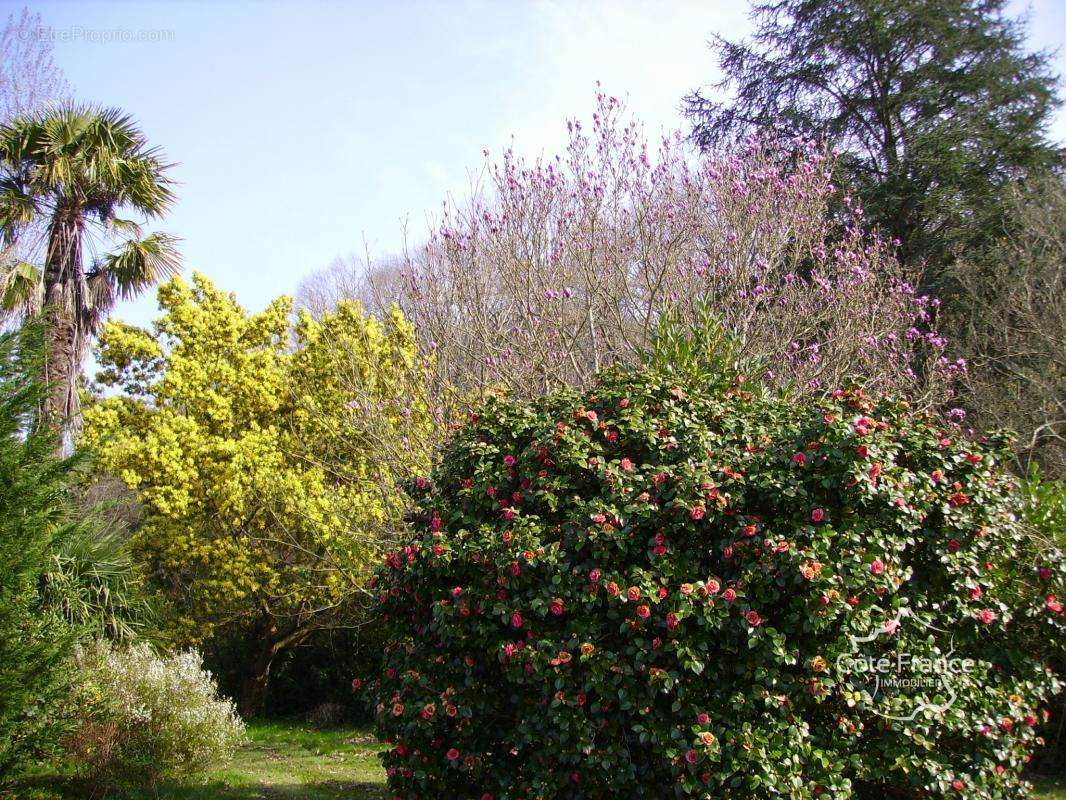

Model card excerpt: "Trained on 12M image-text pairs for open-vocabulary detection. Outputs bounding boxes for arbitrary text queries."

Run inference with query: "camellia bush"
[363,348,1064,799]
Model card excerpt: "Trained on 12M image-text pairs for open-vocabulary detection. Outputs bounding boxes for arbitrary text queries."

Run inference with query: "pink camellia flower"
[697,712,710,724]
[619,398,630,409]
[511,612,523,628]
[636,604,651,619]
[589,568,602,583]
[502,508,516,520]
[868,463,882,479]
[870,559,885,575]
[585,410,598,423]
[504,455,516,467]
[978,609,996,624]
[1047,595,1063,613]
[620,457,634,472]
[705,579,720,595]
[550,598,565,616]
[722,588,737,602]
[970,586,983,600]
[627,586,641,601]
[792,452,807,466]
[745,610,762,627]
[856,444,869,459]
[810,508,825,523]
[447,748,460,761]
[451,586,463,597]
[951,779,964,791]
[666,612,679,630]
[884,618,900,635]
[351,677,363,690]
[685,749,698,764]
[690,506,706,521]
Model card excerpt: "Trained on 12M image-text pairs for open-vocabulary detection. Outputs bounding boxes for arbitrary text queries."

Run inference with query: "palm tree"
[0,104,180,439]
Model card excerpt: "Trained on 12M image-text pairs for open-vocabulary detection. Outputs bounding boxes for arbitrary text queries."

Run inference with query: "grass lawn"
[15,721,1065,799]
[18,720,388,800]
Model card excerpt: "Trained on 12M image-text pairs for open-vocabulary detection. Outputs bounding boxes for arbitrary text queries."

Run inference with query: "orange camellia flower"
[581,643,596,657]
[800,561,822,580]
[811,656,827,673]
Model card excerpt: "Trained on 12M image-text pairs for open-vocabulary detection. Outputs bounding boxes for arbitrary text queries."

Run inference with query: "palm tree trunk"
[41,204,84,446]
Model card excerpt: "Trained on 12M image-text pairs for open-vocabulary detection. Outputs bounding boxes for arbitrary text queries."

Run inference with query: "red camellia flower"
[589,568,602,583]
[869,463,882,479]
[685,749,698,764]
[810,508,825,523]
[745,610,762,627]
[351,677,362,690]
[690,506,706,521]
[627,586,641,601]
[503,454,516,467]
[636,604,651,619]
[550,598,565,616]
[447,748,460,761]
[1046,595,1063,613]
[510,612,523,628]
[666,612,679,630]
[951,779,964,791]
[792,452,807,466]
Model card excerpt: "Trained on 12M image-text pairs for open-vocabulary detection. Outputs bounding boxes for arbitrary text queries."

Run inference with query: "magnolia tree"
[390,92,961,408]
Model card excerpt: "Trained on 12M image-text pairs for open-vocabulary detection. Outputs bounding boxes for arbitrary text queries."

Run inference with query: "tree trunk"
[237,639,278,720]
[40,205,85,447]
[236,617,313,719]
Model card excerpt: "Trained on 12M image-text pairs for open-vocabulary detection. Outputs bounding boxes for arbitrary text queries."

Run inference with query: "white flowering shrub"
[68,642,245,786]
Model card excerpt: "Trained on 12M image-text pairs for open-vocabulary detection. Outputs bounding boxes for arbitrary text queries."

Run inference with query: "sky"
[8,0,1066,331]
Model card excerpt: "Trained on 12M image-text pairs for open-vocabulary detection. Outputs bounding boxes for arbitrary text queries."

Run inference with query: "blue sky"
[12,0,1066,329]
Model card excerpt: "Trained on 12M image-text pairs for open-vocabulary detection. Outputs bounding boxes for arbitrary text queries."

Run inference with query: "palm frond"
[0,258,42,313]
[104,216,142,238]
[94,232,182,301]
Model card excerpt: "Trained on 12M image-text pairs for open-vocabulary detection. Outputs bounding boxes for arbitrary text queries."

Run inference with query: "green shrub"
[67,642,245,787]
[364,366,1064,799]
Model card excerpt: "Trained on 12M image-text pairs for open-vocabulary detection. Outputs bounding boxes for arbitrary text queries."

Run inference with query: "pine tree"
[684,0,1061,282]
[0,325,79,780]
